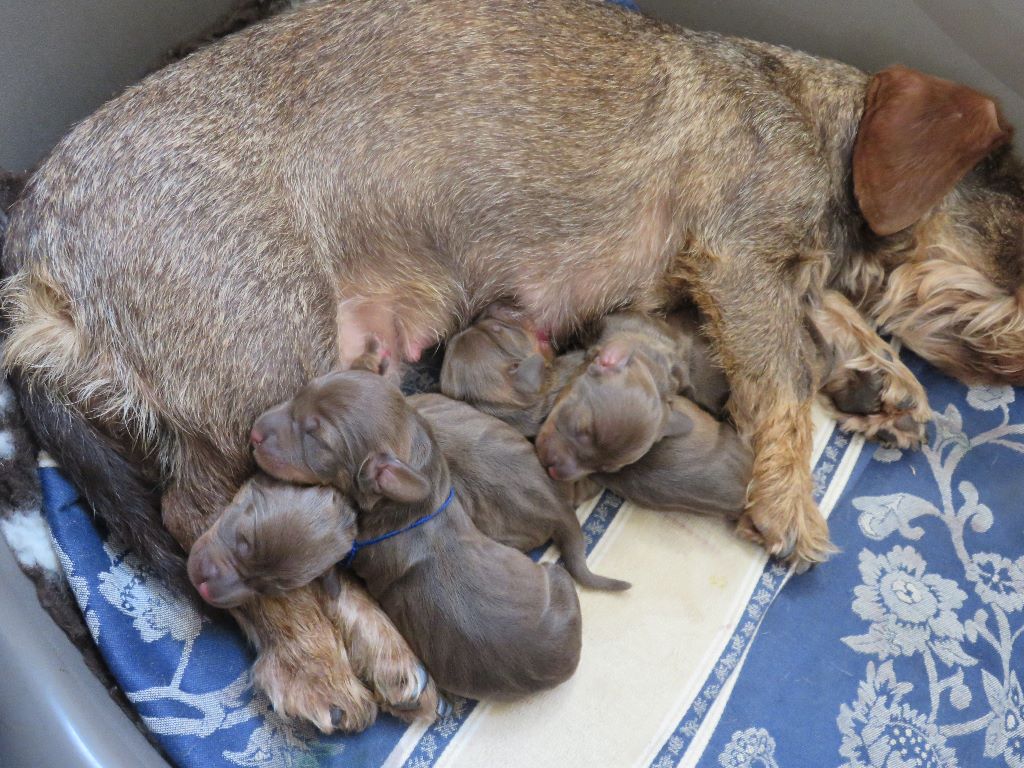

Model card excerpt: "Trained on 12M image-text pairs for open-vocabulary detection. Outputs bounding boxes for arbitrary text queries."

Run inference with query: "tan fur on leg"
[162,484,377,733]
[734,395,835,570]
[236,590,379,733]
[323,573,440,723]
[873,258,1024,386]
[812,289,931,448]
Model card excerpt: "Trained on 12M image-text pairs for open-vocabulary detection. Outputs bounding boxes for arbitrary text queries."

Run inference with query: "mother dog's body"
[5,0,1022,732]
[4,0,866,555]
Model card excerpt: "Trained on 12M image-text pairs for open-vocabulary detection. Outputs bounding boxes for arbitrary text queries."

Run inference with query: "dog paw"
[371,656,441,723]
[252,640,378,733]
[736,492,835,573]
[829,360,931,449]
[323,574,439,723]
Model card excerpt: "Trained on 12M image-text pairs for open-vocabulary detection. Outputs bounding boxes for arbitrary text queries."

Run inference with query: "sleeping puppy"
[440,303,570,437]
[663,303,731,418]
[592,397,751,519]
[250,368,586,699]
[410,392,628,590]
[535,312,693,482]
[187,475,356,608]
[444,307,751,517]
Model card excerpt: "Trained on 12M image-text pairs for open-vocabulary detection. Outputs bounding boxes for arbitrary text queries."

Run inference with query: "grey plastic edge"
[0,537,170,768]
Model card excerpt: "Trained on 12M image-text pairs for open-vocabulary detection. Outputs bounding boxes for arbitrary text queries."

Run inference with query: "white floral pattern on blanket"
[98,543,343,766]
[838,385,1024,767]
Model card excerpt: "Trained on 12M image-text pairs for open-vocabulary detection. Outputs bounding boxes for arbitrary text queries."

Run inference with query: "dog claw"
[437,697,453,718]
[390,663,430,711]
[330,706,344,728]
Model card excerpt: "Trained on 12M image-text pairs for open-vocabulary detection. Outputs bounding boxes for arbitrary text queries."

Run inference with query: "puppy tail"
[9,368,188,587]
[557,518,631,592]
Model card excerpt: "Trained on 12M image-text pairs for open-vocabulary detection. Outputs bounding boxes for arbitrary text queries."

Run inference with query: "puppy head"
[441,303,553,410]
[853,65,1024,384]
[535,341,689,482]
[187,475,356,608]
[252,369,414,492]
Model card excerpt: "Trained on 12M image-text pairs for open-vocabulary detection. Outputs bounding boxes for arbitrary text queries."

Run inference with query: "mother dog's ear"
[853,65,1012,236]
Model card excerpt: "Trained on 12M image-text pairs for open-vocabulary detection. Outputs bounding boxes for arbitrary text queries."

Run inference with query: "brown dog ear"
[510,353,547,395]
[357,452,432,503]
[853,65,1011,236]
[661,405,693,439]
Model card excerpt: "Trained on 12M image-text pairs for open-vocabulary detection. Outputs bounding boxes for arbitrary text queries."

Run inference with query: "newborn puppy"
[593,397,751,519]
[187,474,356,608]
[251,369,584,699]
[535,312,692,482]
[410,393,629,590]
[664,303,730,417]
[440,303,562,437]
[443,307,751,517]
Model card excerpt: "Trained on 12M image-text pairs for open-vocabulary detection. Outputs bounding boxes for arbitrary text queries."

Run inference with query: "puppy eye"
[507,362,520,375]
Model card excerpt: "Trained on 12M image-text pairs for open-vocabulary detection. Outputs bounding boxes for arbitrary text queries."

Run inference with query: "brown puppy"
[593,397,751,519]
[187,475,357,609]
[7,0,1024,728]
[535,312,693,482]
[410,392,629,590]
[252,369,584,699]
[440,303,563,437]
[444,307,751,517]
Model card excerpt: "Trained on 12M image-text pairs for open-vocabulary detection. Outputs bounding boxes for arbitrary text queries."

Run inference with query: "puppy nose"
[250,428,265,446]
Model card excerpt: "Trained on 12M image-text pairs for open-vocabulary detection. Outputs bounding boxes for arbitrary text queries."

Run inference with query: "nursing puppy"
[251,369,585,699]
[535,312,695,482]
[445,308,751,517]
[410,392,629,590]
[186,475,357,609]
[440,303,571,437]
[592,397,751,519]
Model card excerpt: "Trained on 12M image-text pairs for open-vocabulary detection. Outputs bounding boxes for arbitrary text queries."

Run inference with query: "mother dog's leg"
[811,289,931,447]
[324,571,440,720]
[691,255,834,570]
[162,481,380,732]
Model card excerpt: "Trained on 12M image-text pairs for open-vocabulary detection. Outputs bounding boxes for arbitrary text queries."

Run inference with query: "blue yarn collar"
[343,486,455,566]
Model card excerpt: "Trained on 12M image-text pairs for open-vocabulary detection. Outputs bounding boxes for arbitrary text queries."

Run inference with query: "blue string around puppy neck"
[343,486,455,566]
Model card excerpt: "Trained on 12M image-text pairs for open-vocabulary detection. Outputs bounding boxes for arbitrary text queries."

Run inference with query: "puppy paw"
[252,640,378,733]
[828,358,931,449]
[736,492,835,573]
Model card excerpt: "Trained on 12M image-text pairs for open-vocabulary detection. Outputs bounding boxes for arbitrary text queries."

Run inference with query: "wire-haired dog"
[4,0,1022,731]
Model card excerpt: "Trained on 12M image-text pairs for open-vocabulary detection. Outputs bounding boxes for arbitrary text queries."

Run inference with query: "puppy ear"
[661,406,694,439]
[588,343,631,375]
[853,65,1011,236]
[357,452,432,503]
[510,353,547,395]
[349,335,390,375]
